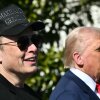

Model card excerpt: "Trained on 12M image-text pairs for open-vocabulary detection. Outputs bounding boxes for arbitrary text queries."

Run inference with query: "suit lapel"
[65,70,100,100]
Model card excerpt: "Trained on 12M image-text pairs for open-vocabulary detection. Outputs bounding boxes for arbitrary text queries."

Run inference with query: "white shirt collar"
[70,67,96,92]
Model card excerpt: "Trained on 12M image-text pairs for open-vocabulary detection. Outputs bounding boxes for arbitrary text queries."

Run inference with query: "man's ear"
[73,52,83,66]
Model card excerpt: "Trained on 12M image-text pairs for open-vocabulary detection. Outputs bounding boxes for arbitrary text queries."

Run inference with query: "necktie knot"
[96,83,100,94]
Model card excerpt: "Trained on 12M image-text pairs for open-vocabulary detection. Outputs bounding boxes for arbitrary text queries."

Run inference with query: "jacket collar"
[65,70,100,100]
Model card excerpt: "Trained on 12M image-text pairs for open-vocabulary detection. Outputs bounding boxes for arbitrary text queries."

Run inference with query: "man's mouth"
[24,56,37,62]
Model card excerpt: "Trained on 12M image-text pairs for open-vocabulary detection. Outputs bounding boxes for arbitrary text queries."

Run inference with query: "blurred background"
[1,0,100,99]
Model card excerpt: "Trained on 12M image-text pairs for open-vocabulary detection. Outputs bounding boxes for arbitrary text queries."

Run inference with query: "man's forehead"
[86,39,100,48]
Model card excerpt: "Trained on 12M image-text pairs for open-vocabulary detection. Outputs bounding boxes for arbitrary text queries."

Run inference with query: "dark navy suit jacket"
[49,70,100,100]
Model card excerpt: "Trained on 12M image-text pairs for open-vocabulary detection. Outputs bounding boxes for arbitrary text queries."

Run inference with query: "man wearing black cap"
[0,4,45,100]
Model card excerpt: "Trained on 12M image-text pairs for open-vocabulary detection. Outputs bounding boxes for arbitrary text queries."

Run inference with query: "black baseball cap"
[0,4,45,36]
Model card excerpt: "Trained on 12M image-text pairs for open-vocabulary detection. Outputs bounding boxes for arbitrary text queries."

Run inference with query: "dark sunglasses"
[0,35,41,51]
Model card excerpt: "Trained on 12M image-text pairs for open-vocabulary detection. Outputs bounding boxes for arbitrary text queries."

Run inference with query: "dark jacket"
[49,70,100,100]
[0,74,40,100]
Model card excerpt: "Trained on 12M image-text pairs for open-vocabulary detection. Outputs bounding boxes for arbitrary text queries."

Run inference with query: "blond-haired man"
[50,27,100,100]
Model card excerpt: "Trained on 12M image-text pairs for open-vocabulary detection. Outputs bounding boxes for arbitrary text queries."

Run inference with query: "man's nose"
[27,43,38,52]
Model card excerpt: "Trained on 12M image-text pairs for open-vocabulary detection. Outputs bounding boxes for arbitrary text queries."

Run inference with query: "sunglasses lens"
[17,35,41,51]
[17,36,29,50]
[31,35,40,48]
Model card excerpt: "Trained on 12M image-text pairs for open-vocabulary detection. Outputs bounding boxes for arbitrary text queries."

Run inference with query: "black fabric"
[0,4,45,36]
[0,74,41,100]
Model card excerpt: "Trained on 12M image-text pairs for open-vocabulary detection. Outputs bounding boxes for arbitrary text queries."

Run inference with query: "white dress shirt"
[70,67,100,98]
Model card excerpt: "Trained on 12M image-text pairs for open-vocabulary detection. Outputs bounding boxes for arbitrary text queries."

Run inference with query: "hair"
[63,26,100,68]
[0,36,4,50]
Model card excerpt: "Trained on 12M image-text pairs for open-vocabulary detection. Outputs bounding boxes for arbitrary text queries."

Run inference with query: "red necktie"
[96,83,100,94]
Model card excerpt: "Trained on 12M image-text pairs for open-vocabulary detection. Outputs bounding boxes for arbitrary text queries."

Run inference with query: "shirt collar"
[70,67,96,92]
